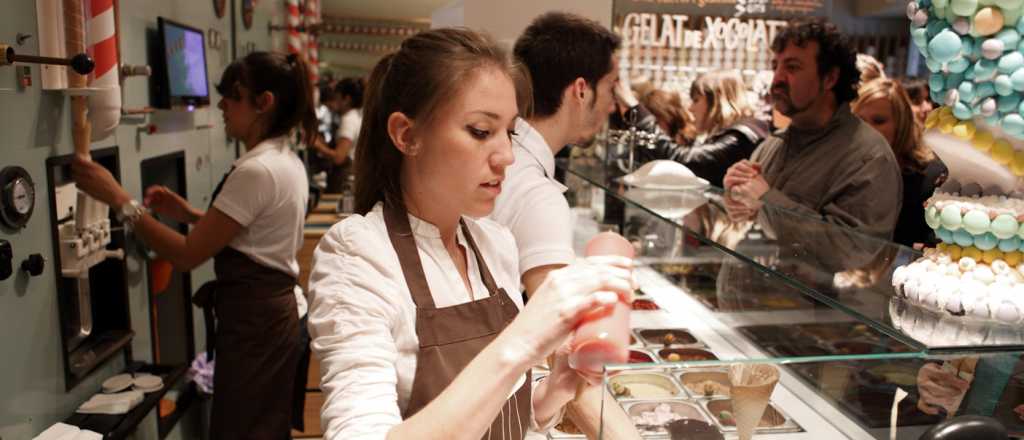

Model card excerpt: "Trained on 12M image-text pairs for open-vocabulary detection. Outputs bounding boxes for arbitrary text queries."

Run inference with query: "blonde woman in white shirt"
[307,28,634,440]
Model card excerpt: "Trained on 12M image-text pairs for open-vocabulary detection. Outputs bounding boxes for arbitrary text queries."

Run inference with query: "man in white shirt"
[491,12,622,296]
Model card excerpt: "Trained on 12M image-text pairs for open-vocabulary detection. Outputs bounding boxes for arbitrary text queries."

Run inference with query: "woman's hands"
[916,362,970,417]
[500,256,636,369]
[71,156,131,208]
[523,258,636,431]
[145,185,200,224]
[723,160,767,221]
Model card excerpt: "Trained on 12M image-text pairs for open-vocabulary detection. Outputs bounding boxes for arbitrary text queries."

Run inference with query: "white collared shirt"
[490,118,575,275]
[338,108,363,160]
[307,203,532,439]
[212,136,309,315]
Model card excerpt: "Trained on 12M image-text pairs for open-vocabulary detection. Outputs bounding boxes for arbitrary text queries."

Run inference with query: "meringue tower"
[894,0,1024,324]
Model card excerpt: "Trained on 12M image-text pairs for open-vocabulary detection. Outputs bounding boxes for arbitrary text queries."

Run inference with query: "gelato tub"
[624,400,712,436]
[679,370,731,398]
[607,372,684,400]
[628,348,656,364]
[665,419,724,440]
[637,328,699,346]
[658,348,718,363]
[704,398,801,433]
[632,299,661,310]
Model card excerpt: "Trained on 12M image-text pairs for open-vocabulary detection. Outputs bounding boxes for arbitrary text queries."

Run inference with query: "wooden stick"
[565,381,642,440]
[64,0,92,160]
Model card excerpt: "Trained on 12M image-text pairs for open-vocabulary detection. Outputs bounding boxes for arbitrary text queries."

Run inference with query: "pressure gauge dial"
[0,166,35,229]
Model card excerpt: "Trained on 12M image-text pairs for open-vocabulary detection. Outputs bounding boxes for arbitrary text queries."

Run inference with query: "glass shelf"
[594,352,1024,439]
[560,156,1024,353]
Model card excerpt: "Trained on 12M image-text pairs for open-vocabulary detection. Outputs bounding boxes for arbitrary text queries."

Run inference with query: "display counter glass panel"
[560,156,1024,353]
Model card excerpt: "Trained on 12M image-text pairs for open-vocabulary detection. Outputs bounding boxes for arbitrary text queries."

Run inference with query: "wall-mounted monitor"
[152,17,210,109]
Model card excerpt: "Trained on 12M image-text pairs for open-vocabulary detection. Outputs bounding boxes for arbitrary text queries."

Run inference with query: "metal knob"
[918,415,1008,440]
[21,253,45,277]
[0,240,11,281]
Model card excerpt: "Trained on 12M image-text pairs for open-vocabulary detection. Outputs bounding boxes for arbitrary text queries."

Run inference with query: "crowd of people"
[305,15,950,256]
[67,10,951,440]
[622,24,945,249]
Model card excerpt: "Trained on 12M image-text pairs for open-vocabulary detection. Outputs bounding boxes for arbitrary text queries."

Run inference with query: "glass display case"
[556,155,1024,438]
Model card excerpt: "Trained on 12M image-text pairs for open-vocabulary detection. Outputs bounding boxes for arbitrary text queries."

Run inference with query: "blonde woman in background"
[853,78,946,247]
[624,70,769,187]
[857,53,886,84]
[638,88,692,145]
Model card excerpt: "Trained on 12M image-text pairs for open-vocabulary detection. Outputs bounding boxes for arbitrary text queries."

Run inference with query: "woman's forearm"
[334,138,353,165]
[530,373,576,428]
[132,214,199,270]
[386,333,534,440]
[130,207,240,272]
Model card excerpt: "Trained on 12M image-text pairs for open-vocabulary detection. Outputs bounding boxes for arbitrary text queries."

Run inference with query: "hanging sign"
[621,13,787,51]
[613,0,830,19]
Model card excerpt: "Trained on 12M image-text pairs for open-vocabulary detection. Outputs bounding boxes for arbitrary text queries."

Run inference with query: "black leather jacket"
[635,117,770,188]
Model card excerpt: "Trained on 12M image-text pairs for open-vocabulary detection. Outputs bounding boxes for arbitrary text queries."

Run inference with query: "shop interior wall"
[462,0,613,46]
[0,1,277,438]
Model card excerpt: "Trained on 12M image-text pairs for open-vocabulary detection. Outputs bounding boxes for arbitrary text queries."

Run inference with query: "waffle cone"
[729,364,780,440]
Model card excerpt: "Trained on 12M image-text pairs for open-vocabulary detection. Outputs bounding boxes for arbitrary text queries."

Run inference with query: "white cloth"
[338,108,363,161]
[76,390,144,415]
[74,432,102,440]
[316,104,337,144]
[212,136,309,316]
[490,118,575,275]
[32,424,102,440]
[33,423,85,440]
[308,203,538,440]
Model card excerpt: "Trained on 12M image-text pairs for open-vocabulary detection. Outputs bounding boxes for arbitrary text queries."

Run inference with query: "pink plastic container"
[569,232,635,374]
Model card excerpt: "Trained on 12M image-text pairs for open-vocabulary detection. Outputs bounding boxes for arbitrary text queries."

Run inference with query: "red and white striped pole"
[86,0,121,142]
[304,0,319,86]
[286,0,302,55]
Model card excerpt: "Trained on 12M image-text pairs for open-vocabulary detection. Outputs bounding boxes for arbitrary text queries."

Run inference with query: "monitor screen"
[159,18,209,106]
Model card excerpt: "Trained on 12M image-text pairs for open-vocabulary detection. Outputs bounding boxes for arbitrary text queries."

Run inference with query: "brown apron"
[383,202,532,440]
[190,167,303,440]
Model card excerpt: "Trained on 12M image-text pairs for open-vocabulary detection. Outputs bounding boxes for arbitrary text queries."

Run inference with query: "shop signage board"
[609,0,833,96]
[613,0,831,52]
[613,0,831,18]
[620,13,787,52]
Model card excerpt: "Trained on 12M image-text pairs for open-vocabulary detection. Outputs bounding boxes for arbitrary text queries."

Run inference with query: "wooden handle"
[71,96,92,159]
[565,382,642,440]
[64,0,87,88]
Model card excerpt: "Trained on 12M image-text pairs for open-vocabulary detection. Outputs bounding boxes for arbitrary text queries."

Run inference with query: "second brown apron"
[383,202,532,440]
[190,167,303,440]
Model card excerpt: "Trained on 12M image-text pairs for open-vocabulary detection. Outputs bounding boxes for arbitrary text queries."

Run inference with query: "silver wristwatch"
[116,199,146,225]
